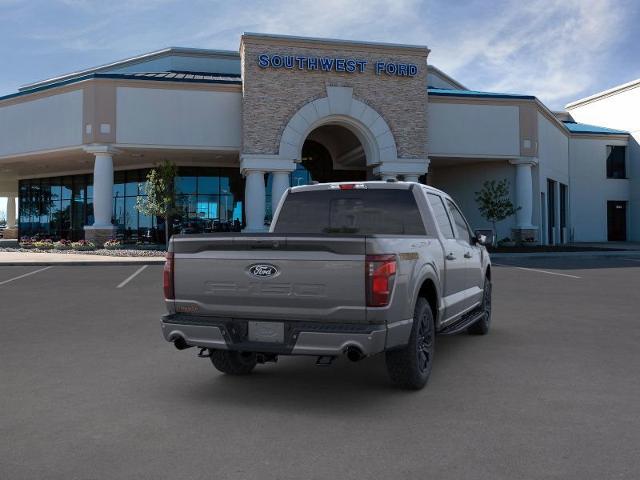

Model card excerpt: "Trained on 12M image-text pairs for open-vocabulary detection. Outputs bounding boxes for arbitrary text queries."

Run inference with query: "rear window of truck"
[273,188,426,235]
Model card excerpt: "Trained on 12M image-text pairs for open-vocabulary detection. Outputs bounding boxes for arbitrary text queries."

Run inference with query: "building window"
[18,175,92,241]
[172,167,244,236]
[560,183,568,243]
[547,179,556,245]
[606,146,626,179]
[18,167,245,242]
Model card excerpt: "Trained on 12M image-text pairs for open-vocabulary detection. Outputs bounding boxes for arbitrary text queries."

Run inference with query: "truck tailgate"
[172,235,367,323]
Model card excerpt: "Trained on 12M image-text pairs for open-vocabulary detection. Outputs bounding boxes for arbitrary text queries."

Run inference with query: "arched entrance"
[301,124,368,183]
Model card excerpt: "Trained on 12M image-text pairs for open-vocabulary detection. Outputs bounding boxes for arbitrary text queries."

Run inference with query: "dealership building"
[0,33,637,244]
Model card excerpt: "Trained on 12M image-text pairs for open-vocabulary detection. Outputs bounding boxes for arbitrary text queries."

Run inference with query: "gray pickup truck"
[161,181,492,389]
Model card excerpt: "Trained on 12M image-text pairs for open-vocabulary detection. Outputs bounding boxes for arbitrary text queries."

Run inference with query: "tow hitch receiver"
[315,356,335,366]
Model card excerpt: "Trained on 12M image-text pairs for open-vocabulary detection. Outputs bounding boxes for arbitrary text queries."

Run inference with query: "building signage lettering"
[257,53,418,77]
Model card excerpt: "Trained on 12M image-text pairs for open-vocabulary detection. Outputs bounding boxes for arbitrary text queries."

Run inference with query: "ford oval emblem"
[248,264,279,278]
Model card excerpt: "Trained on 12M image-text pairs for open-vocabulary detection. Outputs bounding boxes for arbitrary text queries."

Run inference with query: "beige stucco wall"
[427,102,520,157]
[116,86,242,148]
[0,90,83,157]
[240,35,429,160]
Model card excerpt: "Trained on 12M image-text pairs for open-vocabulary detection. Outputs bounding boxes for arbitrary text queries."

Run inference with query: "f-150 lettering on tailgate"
[204,282,326,297]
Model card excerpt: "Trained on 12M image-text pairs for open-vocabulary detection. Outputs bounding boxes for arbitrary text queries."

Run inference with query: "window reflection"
[18,167,245,242]
[172,167,244,235]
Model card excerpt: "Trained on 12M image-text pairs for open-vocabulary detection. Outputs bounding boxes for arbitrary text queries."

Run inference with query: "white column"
[6,195,16,229]
[92,152,115,227]
[510,158,537,229]
[404,174,420,183]
[244,170,266,232]
[271,171,290,215]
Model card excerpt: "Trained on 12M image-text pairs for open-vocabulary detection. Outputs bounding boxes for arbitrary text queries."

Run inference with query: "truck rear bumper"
[160,314,409,357]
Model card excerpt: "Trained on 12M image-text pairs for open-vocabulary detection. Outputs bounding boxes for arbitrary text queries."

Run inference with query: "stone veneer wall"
[240,36,429,160]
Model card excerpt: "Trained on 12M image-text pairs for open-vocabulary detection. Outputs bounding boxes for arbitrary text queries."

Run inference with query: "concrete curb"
[491,250,640,260]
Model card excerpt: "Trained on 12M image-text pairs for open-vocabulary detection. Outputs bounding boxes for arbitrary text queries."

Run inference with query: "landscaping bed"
[0,247,165,257]
[0,238,166,257]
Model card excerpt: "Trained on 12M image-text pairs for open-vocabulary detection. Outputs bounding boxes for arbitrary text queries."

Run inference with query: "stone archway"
[278,86,399,167]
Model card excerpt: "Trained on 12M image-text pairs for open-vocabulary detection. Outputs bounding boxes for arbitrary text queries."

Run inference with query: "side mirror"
[473,229,494,247]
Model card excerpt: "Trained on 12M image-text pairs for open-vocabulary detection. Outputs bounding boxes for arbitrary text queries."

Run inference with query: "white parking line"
[116,265,148,289]
[0,266,53,286]
[494,264,581,279]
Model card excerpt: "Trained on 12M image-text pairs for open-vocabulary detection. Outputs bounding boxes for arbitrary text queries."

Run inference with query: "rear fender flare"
[411,262,442,324]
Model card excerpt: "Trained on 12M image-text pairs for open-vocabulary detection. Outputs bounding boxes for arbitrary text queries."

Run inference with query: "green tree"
[136,160,178,244]
[474,179,520,237]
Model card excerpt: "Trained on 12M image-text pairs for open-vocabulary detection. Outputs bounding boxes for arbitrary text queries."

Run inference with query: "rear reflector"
[163,252,175,300]
[365,254,397,307]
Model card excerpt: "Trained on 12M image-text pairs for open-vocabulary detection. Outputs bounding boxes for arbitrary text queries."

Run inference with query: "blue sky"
[1,0,639,217]
[1,0,639,108]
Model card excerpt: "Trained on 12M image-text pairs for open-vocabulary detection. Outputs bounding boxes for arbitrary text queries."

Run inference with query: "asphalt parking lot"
[1,257,640,479]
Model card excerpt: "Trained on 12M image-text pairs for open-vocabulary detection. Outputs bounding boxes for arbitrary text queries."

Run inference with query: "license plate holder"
[248,321,285,343]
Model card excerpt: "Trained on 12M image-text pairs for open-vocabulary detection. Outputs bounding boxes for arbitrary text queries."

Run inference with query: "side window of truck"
[445,199,473,244]
[427,193,455,239]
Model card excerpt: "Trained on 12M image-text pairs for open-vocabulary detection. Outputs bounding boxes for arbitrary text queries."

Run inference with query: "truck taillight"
[163,252,175,300]
[366,254,397,307]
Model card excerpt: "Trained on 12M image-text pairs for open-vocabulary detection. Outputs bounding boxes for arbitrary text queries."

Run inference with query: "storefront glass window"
[18,167,245,242]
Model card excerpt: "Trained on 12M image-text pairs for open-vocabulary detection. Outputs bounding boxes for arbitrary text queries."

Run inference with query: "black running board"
[438,309,485,336]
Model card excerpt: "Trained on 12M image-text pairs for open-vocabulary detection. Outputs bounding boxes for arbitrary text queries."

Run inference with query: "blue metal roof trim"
[562,121,628,135]
[427,87,536,100]
[0,72,242,102]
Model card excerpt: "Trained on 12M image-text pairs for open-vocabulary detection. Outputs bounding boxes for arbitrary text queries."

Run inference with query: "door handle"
[464,252,472,258]
[446,253,456,261]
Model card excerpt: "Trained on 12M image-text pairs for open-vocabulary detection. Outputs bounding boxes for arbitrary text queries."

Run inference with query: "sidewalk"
[491,250,640,260]
[0,251,165,266]
[569,242,640,251]
[491,242,640,259]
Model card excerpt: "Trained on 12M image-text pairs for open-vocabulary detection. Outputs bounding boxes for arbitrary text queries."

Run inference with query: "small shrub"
[53,239,73,250]
[33,239,54,250]
[19,237,34,249]
[71,240,96,251]
[103,239,122,250]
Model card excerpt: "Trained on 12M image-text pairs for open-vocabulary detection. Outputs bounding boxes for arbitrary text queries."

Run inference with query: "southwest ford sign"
[257,54,418,77]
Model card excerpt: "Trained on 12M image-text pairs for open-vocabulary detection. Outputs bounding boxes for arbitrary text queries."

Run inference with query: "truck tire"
[468,277,492,335]
[385,297,434,390]
[210,350,257,375]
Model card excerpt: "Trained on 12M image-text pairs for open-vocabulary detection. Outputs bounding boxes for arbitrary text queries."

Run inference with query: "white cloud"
[426,0,631,108]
